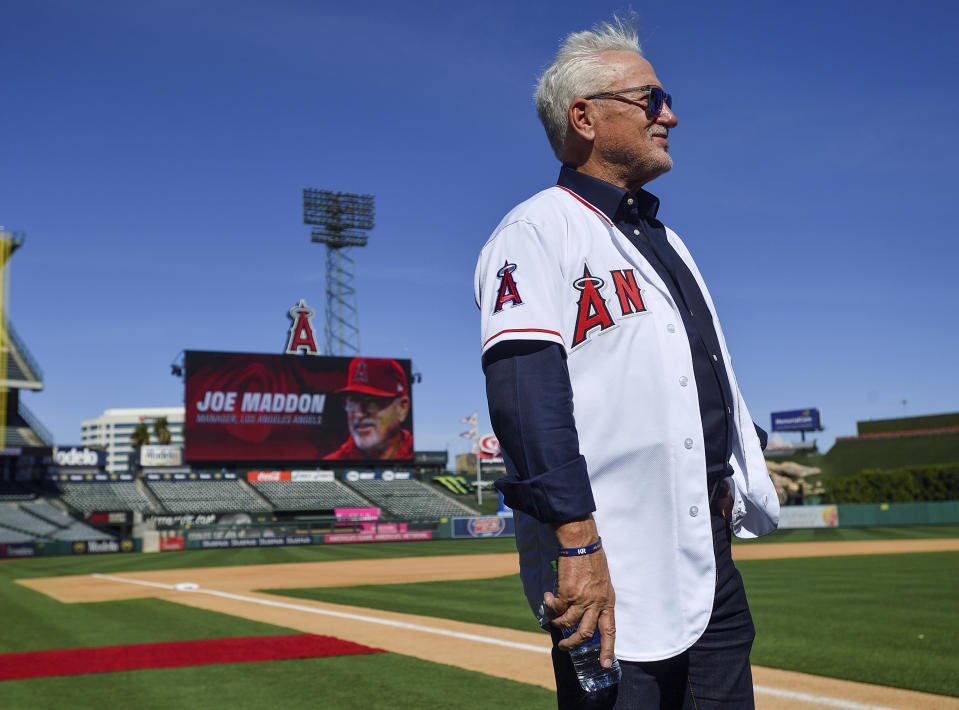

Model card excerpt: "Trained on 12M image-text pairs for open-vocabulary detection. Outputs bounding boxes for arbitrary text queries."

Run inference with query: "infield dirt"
[18,539,959,710]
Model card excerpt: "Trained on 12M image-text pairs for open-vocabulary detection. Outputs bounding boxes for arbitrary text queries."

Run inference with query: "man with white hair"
[475,14,779,709]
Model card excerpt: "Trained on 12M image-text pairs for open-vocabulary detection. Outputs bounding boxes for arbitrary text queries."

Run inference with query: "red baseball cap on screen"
[337,358,408,398]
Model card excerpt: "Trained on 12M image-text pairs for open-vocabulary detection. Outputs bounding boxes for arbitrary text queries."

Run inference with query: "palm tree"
[129,422,151,473]
[152,417,172,445]
[130,422,151,449]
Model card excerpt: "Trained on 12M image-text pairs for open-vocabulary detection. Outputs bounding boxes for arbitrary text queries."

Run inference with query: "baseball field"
[1,526,958,710]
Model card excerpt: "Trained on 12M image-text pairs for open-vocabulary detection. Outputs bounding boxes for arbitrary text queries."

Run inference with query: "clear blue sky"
[3,0,957,461]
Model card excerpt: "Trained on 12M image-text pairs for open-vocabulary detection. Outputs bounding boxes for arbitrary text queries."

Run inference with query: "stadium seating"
[343,478,476,519]
[21,501,116,541]
[0,426,46,447]
[0,525,36,543]
[0,502,115,541]
[0,502,59,538]
[58,482,159,514]
[146,479,270,513]
[250,480,372,511]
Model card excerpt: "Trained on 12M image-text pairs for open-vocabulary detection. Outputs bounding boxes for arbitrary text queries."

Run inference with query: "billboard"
[246,470,335,482]
[184,351,414,463]
[140,445,183,467]
[778,504,839,529]
[451,516,516,538]
[52,446,106,468]
[478,433,503,464]
[771,408,821,432]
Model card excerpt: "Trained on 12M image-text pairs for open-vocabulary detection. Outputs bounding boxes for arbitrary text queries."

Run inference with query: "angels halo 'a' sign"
[479,434,500,456]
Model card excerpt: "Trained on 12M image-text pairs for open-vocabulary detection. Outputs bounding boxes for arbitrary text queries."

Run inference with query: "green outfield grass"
[1,531,957,706]
[741,552,959,697]
[271,550,959,697]
[0,653,552,710]
[271,571,539,635]
[0,539,549,709]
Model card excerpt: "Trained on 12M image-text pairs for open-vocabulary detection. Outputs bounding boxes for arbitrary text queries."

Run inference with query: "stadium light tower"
[303,189,374,356]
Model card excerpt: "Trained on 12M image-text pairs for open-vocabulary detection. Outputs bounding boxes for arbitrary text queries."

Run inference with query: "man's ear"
[568,97,597,142]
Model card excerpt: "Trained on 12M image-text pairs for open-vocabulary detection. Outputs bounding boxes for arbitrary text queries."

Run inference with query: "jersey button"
[666,323,676,333]
[684,438,693,449]
[679,376,688,387]
[626,197,634,206]
[712,354,719,362]
[633,229,641,236]
[689,505,699,517]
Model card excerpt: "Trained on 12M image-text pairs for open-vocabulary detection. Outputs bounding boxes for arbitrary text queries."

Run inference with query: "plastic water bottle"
[564,623,622,692]
[538,599,621,692]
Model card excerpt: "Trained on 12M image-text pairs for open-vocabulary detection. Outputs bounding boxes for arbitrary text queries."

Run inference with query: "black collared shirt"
[556,166,735,484]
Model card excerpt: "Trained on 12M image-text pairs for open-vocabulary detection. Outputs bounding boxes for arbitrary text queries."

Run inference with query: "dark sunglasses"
[584,85,672,118]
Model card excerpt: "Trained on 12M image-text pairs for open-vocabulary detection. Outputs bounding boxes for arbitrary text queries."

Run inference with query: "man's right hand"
[544,515,616,668]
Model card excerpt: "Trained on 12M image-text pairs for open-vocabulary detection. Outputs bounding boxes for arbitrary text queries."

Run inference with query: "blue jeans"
[551,512,756,709]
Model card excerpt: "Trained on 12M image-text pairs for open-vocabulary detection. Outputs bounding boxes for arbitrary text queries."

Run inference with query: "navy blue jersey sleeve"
[483,340,595,523]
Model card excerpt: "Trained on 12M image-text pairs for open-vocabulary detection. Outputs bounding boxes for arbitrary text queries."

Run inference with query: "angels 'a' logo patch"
[571,264,614,348]
[570,263,648,349]
[286,299,320,355]
[493,260,523,313]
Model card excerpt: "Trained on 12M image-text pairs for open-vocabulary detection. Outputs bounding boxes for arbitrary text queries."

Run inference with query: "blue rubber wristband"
[556,537,602,557]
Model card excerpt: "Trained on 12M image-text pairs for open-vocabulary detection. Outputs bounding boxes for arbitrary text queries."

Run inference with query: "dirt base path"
[17,540,959,710]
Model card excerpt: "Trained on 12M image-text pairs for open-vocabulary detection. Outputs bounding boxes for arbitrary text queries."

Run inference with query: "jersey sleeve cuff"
[493,455,595,523]
[482,327,565,355]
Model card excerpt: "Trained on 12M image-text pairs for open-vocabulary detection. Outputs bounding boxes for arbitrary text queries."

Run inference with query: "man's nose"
[657,103,677,128]
[356,400,378,414]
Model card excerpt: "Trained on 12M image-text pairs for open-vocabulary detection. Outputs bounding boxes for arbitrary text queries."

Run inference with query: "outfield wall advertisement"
[451,516,516,538]
[197,535,314,549]
[324,530,432,544]
[184,351,414,463]
[0,539,142,558]
[777,505,839,528]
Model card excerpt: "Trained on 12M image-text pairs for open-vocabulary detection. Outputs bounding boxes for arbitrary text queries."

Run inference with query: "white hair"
[534,14,643,159]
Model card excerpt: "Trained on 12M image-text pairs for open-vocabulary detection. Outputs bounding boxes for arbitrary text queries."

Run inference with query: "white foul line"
[92,573,899,709]
[91,573,550,654]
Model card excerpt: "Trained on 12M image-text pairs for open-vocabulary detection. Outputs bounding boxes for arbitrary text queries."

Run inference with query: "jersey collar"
[556,165,661,223]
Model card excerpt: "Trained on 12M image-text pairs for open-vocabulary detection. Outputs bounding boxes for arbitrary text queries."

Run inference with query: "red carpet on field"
[0,634,386,681]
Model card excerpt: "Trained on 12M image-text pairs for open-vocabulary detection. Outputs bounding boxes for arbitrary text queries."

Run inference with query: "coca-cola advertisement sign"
[185,351,414,463]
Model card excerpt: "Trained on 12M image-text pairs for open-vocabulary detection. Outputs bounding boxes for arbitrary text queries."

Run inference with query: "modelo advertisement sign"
[770,408,821,432]
[52,446,106,468]
[184,351,414,463]
[140,445,183,467]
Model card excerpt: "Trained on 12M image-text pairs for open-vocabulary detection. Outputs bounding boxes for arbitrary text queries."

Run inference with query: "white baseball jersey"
[474,185,779,661]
